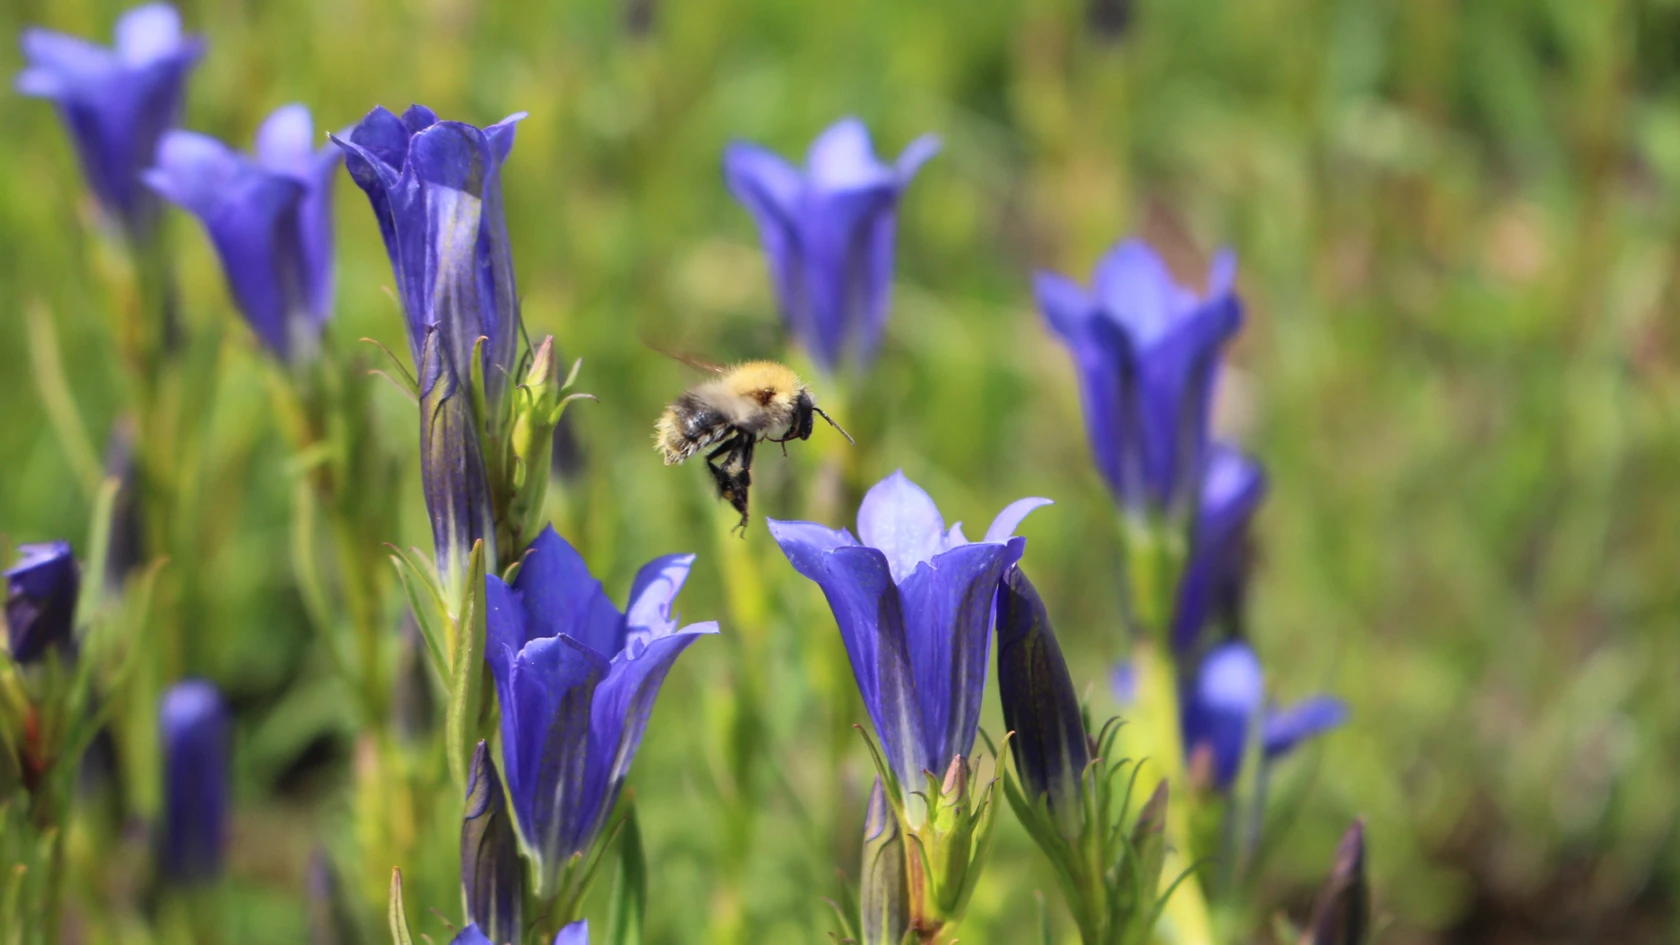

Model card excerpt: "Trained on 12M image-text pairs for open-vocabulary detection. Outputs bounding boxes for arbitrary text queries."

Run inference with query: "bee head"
[790,389,817,441]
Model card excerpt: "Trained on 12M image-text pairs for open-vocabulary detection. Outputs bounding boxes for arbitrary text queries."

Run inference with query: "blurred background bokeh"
[3,0,1678,942]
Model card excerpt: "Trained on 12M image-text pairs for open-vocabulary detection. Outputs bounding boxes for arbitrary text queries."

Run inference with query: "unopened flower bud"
[1302,821,1370,945]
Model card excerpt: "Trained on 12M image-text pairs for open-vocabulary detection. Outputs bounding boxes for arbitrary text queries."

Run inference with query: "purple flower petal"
[1181,641,1263,790]
[1172,445,1266,652]
[6,541,80,665]
[492,632,609,878]
[768,518,924,785]
[624,553,696,638]
[1093,239,1197,348]
[114,3,183,64]
[159,679,229,884]
[554,920,590,945]
[579,621,717,852]
[894,134,941,182]
[1033,271,1096,342]
[899,540,1024,770]
[984,497,1053,544]
[1263,696,1347,759]
[806,117,891,189]
[253,103,316,176]
[856,470,947,584]
[511,527,624,658]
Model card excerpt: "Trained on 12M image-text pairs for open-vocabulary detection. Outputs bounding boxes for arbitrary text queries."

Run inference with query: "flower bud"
[995,566,1088,837]
[860,780,909,945]
[462,742,523,945]
[158,680,230,885]
[1302,821,1370,945]
[5,542,79,665]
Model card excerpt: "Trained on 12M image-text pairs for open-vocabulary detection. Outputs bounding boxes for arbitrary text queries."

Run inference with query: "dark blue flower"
[768,471,1048,788]
[485,527,716,896]
[5,542,80,665]
[1180,641,1346,792]
[144,104,341,360]
[724,118,939,373]
[1035,239,1241,520]
[995,565,1089,836]
[332,105,524,411]
[158,679,230,884]
[1171,444,1266,653]
[461,741,522,945]
[15,3,204,240]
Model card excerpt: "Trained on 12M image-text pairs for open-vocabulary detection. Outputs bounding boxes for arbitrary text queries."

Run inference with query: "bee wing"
[640,336,728,375]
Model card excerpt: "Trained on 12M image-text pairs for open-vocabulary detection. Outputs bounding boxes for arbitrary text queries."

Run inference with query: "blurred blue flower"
[555,920,590,945]
[1171,444,1266,653]
[995,566,1089,836]
[724,118,939,373]
[1035,239,1242,520]
[158,679,229,884]
[769,471,1048,787]
[449,926,492,945]
[15,3,204,240]
[333,105,524,410]
[5,541,80,665]
[462,741,522,945]
[144,104,341,360]
[1180,641,1346,792]
[485,527,716,896]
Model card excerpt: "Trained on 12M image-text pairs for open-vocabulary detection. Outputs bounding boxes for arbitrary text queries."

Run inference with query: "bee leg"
[706,435,754,536]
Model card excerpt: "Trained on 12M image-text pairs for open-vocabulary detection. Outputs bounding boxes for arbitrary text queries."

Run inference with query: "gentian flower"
[5,542,80,665]
[995,566,1089,837]
[768,471,1049,790]
[1179,641,1346,792]
[15,3,204,241]
[724,118,939,373]
[143,103,341,360]
[485,527,716,897]
[158,679,230,884]
[555,920,590,945]
[1035,238,1242,522]
[1171,444,1265,654]
[332,105,524,409]
[461,742,522,945]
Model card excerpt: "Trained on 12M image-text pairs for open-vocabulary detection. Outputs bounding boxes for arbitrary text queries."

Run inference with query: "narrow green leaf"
[359,336,420,398]
[446,540,489,791]
[388,868,415,945]
[607,798,646,945]
[391,552,449,681]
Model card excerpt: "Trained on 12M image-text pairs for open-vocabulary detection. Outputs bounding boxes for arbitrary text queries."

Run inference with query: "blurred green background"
[3,0,1679,942]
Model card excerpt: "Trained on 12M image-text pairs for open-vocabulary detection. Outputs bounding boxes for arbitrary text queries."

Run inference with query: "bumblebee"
[655,360,852,534]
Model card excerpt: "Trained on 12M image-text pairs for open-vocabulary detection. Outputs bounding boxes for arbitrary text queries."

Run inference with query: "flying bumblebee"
[654,359,852,534]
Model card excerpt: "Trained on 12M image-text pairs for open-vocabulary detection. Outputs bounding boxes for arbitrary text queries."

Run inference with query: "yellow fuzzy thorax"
[721,361,803,402]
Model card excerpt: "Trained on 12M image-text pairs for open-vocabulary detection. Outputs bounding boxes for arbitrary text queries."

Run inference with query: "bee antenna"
[813,406,855,445]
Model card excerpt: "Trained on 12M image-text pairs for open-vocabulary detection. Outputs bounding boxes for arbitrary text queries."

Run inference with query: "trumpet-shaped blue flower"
[769,471,1048,788]
[15,3,204,240]
[1171,444,1265,653]
[158,679,229,884]
[485,527,716,895]
[724,118,939,373]
[5,541,80,665]
[144,104,341,360]
[1180,641,1346,791]
[1035,239,1241,521]
[332,105,524,410]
